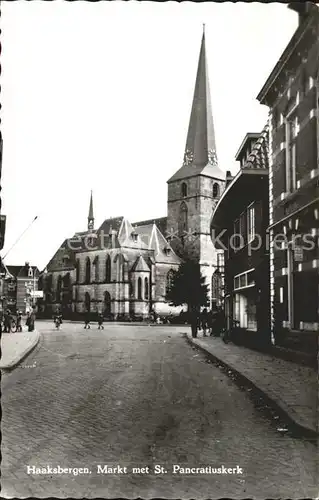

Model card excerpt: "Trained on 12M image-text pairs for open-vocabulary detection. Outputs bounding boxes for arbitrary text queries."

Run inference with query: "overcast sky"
[1,1,297,270]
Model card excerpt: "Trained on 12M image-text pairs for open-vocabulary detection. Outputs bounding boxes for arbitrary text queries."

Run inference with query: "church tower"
[88,190,94,231]
[167,26,225,300]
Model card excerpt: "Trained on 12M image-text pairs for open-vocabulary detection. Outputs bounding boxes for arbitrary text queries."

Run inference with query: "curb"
[0,330,40,371]
[186,334,318,440]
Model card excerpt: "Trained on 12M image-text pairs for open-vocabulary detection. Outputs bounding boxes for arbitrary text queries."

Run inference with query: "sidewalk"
[0,328,40,370]
[187,332,318,436]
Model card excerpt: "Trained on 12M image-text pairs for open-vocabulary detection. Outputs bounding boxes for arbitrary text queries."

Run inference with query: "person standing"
[97,312,104,330]
[4,309,11,333]
[201,308,208,336]
[28,306,36,332]
[16,311,22,332]
[84,311,91,329]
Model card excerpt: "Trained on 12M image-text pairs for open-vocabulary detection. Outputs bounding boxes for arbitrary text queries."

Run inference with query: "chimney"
[288,2,311,26]
[226,170,233,187]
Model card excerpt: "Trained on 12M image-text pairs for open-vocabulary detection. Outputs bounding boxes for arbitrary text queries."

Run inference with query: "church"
[40,28,226,320]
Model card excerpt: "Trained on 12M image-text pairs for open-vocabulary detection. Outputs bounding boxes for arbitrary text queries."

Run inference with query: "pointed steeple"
[88,190,94,231]
[184,26,218,169]
[167,26,224,183]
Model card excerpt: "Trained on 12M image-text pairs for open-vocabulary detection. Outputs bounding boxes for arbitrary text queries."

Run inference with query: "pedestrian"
[201,308,208,336]
[190,308,198,338]
[84,311,91,329]
[4,309,11,333]
[97,312,104,330]
[207,309,214,336]
[28,306,36,332]
[16,311,23,332]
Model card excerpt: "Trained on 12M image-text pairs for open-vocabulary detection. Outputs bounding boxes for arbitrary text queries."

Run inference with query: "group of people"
[190,306,225,339]
[84,312,104,330]
[1,307,36,333]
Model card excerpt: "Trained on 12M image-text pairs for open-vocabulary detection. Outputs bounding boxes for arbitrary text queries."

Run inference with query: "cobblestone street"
[1,322,317,498]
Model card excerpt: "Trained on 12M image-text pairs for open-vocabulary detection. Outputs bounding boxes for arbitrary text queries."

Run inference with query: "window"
[137,277,142,300]
[75,260,80,283]
[239,211,247,244]
[144,277,149,300]
[247,204,255,243]
[85,292,91,313]
[234,269,255,291]
[212,182,219,198]
[56,275,62,302]
[181,182,187,198]
[166,269,174,293]
[93,256,99,282]
[85,258,91,284]
[211,273,220,300]
[104,291,111,316]
[105,255,111,283]
[178,202,188,235]
[285,112,298,192]
[232,219,242,251]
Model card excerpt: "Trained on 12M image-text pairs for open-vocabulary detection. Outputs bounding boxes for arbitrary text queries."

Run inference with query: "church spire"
[88,190,94,231]
[183,26,218,169]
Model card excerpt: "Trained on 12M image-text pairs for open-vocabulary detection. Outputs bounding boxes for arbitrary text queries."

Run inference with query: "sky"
[1,1,297,271]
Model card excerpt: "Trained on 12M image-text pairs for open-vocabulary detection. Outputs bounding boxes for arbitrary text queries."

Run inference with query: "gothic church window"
[93,256,99,282]
[144,277,149,300]
[105,255,111,283]
[85,258,91,284]
[181,182,188,198]
[137,277,142,300]
[104,291,111,316]
[56,275,62,303]
[166,269,174,293]
[212,182,219,198]
[178,202,188,235]
[85,292,91,312]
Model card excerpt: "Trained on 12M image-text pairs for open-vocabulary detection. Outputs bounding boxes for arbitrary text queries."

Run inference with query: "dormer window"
[63,255,69,266]
[164,245,171,255]
[28,267,33,277]
[181,182,187,198]
[131,231,138,243]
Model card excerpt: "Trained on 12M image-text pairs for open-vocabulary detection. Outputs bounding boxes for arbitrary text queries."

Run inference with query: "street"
[1,322,317,498]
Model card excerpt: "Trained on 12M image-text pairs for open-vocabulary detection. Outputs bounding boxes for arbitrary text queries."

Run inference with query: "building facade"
[211,127,270,347]
[257,2,319,352]
[41,28,226,319]
[4,263,40,314]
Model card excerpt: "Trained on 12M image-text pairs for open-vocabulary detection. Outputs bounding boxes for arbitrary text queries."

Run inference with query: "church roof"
[137,223,181,264]
[98,216,124,234]
[168,27,224,184]
[118,217,149,250]
[168,163,225,183]
[131,254,150,272]
[133,217,167,237]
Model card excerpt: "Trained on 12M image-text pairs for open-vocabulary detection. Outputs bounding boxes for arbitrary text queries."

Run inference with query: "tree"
[166,260,209,313]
